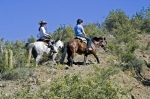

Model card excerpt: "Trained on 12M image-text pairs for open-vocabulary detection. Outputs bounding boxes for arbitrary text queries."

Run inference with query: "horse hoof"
[53,63,57,65]
[82,63,86,65]
[65,66,69,70]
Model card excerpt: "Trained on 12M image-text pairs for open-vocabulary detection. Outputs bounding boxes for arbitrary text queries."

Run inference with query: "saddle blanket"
[37,38,49,46]
[75,36,87,44]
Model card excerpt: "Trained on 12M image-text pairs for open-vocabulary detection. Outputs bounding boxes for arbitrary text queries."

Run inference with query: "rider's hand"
[49,35,52,38]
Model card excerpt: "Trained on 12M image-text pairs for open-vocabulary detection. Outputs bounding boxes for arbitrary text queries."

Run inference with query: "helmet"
[39,20,47,25]
[77,19,83,24]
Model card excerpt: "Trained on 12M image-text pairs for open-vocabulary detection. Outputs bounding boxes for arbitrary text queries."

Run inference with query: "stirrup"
[50,47,57,53]
[88,48,92,50]
[86,47,92,51]
[51,50,57,53]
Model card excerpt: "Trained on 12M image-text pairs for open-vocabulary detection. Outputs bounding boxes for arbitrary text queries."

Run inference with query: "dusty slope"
[0,34,150,99]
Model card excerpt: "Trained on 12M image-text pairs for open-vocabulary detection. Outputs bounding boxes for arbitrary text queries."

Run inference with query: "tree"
[84,23,104,38]
[140,6,150,33]
[104,9,130,33]
[53,24,74,42]
[27,36,36,43]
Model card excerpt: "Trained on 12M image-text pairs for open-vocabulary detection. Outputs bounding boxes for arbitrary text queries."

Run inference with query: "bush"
[9,65,129,99]
[0,55,8,73]
[38,66,128,99]
[1,67,32,80]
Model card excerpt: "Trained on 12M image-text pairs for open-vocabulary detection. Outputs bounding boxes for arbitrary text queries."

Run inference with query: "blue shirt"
[74,24,84,36]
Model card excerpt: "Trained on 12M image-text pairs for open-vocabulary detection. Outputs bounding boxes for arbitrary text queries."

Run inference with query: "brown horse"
[60,37,107,66]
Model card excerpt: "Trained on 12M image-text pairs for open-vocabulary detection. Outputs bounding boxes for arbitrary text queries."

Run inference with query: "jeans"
[49,39,54,44]
[78,34,91,48]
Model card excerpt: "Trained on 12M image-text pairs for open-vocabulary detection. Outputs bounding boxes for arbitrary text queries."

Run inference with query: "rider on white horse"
[37,20,56,53]
[27,38,64,66]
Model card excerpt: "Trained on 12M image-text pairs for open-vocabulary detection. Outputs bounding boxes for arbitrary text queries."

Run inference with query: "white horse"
[27,39,64,66]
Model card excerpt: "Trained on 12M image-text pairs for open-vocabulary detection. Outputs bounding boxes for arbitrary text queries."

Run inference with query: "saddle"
[74,36,87,44]
[36,38,56,52]
[37,38,49,46]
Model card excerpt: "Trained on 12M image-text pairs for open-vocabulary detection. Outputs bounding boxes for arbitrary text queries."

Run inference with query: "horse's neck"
[54,41,60,49]
[91,42,99,49]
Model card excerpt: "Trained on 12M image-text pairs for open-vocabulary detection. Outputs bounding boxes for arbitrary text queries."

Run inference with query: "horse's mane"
[92,37,103,42]
[55,37,60,42]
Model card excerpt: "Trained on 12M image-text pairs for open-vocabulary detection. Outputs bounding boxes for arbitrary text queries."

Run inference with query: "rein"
[91,37,104,51]
[91,40,96,50]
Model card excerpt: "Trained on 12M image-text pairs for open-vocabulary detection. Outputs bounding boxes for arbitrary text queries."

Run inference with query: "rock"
[14,87,17,90]
[28,77,35,83]
[143,54,148,58]
[47,79,51,82]
[0,83,3,87]
[0,83,6,87]
[46,68,56,74]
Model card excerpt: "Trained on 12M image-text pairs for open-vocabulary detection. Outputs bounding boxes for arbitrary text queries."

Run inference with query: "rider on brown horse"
[60,19,107,66]
[74,19,92,51]
[37,20,56,52]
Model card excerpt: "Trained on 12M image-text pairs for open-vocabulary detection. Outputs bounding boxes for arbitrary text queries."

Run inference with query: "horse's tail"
[60,42,68,64]
[26,43,35,66]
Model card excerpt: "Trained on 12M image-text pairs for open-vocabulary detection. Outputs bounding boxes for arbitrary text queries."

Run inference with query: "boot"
[48,41,56,53]
[50,45,57,53]
[86,47,92,51]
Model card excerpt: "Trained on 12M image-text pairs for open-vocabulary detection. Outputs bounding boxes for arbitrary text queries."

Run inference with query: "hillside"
[0,34,150,99]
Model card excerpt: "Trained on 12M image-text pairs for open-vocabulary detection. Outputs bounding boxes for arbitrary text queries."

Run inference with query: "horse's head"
[92,37,107,51]
[55,38,64,49]
[101,37,107,51]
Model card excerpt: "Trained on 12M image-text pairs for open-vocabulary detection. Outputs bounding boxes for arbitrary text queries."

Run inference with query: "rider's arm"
[81,25,86,36]
[40,27,51,37]
[82,30,86,36]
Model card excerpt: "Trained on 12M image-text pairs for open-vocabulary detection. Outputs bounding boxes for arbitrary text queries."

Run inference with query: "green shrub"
[121,54,144,73]
[9,66,126,99]
[31,66,127,99]
[8,66,130,99]
[1,67,32,80]
[0,54,8,73]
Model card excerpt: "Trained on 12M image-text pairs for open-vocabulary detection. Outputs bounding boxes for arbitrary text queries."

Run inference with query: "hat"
[39,20,47,24]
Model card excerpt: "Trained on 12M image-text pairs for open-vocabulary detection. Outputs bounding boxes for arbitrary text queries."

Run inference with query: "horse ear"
[55,38,59,42]
[60,36,62,41]
[103,37,106,40]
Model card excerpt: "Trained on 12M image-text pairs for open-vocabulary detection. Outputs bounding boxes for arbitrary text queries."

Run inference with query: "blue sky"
[0,0,150,41]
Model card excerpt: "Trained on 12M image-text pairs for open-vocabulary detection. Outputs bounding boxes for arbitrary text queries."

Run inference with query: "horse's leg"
[67,48,72,66]
[36,55,42,66]
[67,52,74,66]
[27,44,34,67]
[67,51,70,65]
[93,54,100,64]
[83,55,88,65]
[68,54,73,66]
[70,54,74,66]
[52,53,57,65]
[69,47,76,66]
[71,52,75,66]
